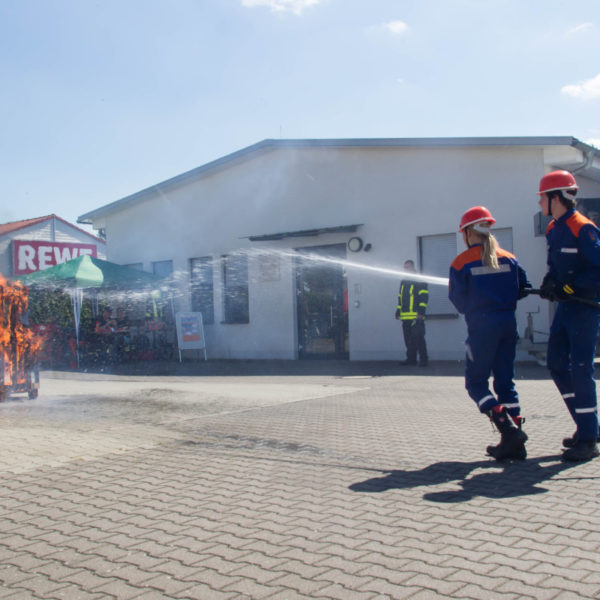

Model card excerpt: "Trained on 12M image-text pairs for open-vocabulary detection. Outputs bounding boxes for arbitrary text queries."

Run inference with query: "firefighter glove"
[539,274,559,301]
[540,275,574,301]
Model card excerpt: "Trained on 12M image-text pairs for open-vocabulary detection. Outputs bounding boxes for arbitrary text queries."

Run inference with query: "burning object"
[0,274,42,401]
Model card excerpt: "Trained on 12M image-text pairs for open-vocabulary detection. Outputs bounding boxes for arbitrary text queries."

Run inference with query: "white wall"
[97,144,600,361]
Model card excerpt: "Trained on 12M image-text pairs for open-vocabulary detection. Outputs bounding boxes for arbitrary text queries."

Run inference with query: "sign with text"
[175,312,207,361]
[12,240,98,275]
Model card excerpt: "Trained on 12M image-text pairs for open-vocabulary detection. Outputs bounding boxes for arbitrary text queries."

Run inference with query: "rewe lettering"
[13,240,97,274]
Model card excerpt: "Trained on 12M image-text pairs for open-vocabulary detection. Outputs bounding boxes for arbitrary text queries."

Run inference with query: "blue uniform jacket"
[449,244,530,326]
[546,209,600,299]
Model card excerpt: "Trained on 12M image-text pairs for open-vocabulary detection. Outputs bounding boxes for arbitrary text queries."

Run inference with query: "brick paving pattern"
[0,364,599,599]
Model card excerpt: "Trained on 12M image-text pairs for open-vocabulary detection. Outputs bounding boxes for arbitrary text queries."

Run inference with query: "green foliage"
[27,289,93,331]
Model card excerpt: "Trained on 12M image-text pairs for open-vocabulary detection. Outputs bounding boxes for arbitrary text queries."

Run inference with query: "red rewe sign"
[12,240,98,275]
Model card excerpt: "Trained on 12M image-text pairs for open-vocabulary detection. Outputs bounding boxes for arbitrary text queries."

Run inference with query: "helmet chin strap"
[463,229,472,249]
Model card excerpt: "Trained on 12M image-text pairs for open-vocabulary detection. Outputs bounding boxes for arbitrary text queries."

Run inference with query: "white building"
[78,137,600,361]
[1,214,106,278]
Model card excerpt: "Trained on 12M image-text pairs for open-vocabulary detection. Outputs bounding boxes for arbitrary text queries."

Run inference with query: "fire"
[0,273,43,400]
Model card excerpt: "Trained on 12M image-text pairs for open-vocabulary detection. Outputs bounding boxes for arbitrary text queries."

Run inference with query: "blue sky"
[1,0,599,229]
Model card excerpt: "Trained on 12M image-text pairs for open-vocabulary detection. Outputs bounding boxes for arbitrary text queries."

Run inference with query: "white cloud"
[382,20,409,35]
[585,138,600,149]
[564,22,594,37]
[561,73,600,100]
[241,0,322,15]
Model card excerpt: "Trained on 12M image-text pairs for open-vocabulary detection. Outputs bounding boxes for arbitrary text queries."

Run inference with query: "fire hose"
[526,288,600,309]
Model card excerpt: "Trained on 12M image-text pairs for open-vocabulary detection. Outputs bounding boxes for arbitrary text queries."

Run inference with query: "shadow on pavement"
[349,455,594,502]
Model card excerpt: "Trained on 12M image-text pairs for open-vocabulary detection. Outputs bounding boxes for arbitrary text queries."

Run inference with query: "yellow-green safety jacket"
[397,279,429,320]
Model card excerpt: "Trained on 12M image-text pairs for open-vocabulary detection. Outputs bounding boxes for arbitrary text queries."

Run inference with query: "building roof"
[78,136,600,225]
[0,215,54,236]
[0,214,106,243]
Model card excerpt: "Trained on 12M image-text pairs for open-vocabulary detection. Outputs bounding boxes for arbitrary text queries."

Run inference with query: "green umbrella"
[18,255,165,367]
[18,254,162,289]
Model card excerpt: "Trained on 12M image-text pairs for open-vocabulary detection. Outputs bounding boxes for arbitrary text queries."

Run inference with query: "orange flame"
[1,273,43,390]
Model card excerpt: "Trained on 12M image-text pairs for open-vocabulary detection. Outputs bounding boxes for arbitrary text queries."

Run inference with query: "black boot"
[486,407,528,461]
[563,431,578,448]
[563,430,600,448]
[562,439,599,462]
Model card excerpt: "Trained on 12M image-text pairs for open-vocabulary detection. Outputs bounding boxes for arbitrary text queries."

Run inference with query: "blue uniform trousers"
[547,302,600,441]
[465,314,520,417]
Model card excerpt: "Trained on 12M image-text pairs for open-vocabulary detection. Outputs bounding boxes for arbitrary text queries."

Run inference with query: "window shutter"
[419,233,457,316]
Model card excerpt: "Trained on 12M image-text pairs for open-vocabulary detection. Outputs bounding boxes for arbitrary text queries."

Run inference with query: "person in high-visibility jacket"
[395,260,429,366]
[537,170,600,462]
[449,207,531,460]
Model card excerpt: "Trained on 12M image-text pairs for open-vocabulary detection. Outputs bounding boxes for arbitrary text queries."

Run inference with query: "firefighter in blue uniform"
[395,260,429,366]
[537,170,600,462]
[449,207,531,460]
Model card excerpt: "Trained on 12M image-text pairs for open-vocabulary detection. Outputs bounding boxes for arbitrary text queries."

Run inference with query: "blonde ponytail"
[469,224,500,270]
[482,233,499,270]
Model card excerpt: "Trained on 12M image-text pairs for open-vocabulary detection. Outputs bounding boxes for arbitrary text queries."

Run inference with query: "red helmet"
[538,170,578,195]
[459,206,496,232]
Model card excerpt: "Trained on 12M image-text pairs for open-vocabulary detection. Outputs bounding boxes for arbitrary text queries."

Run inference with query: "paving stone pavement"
[1,362,599,600]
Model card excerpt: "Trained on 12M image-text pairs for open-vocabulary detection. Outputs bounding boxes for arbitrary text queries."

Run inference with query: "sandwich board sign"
[175,312,207,361]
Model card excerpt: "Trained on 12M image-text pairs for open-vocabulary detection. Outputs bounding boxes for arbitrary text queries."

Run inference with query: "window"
[222,254,249,323]
[419,233,457,317]
[578,198,600,227]
[493,227,513,252]
[190,257,214,324]
[533,211,552,237]
[152,260,173,279]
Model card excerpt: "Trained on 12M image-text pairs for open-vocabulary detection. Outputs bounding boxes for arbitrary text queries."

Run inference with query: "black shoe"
[487,406,528,461]
[487,440,527,460]
[563,431,578,448]
[563,430,600,448]
[399,360,417,366]
[486,426,528,461]
[562,440,599,462]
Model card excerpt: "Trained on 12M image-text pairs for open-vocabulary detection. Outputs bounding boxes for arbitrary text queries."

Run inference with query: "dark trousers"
[402,319,428,364]
[547,302,600,441]
[464,315,519,417]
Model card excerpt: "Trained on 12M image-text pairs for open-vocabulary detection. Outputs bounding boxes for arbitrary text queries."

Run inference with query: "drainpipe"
[571,139,597,176]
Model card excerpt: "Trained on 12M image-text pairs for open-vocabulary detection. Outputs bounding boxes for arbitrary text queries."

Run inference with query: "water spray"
[242,247,450,287]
